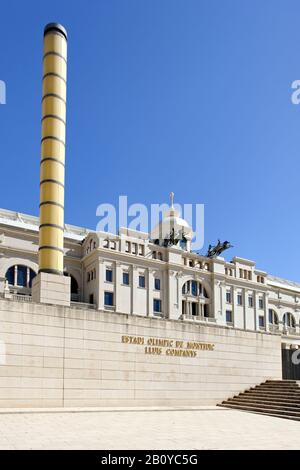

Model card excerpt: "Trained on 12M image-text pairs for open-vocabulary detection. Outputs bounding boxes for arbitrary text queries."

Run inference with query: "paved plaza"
[0,407,299,450]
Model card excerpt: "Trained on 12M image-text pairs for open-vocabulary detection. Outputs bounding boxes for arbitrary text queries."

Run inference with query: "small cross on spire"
[170,191,174,208]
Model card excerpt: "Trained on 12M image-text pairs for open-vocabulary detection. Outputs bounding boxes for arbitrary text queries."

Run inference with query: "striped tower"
[40,23,67,274]
[32,23,70,306]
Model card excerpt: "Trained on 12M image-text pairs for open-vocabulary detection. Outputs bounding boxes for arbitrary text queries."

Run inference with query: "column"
[264,292,269,332]
[131,265,138,314]
[232,286,236,327]
[147,268,154,316]
[253,290,257,330]
[242,288,247,330]
[115,261,122,313]
[97,259,104,310]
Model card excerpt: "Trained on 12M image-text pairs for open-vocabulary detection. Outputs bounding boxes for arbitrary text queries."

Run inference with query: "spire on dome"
[169,191,174,208]
[150,192,193,251]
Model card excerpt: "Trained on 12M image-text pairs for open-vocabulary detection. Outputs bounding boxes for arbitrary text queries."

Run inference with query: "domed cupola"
[151,193,193,251]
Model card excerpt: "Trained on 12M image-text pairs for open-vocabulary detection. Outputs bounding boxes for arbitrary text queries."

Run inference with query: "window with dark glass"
[139,275,145,288]
[259,316,265,327]
[191,303,198,316]
[268,309,272,323]
[191,280,198,296]
[226,291,231,303]
[269,309,278,325]
[226,310,232,323]
[5,265,36,288]
[237,293,243,306]
[259,298,264,309]
[248,295,253,307]
[106,269,113,282]
[5,266,15,285]
[154,278,161,290]
[203,304,209,317]
[29,269,36,288]
[153,299,162,313]
[180,239,187,250]
[123,272,129,285]
[104,291,114,306]
[283,312,295,328]
[17,265,27,287]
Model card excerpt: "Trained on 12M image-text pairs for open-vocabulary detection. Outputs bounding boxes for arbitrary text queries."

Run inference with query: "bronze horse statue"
[206,239,233,258]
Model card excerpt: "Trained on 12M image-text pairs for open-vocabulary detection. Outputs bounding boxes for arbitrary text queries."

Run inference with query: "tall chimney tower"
[32,23,70,306]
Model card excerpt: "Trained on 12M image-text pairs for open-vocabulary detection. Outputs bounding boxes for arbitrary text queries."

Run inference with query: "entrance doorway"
[282,348,300,379]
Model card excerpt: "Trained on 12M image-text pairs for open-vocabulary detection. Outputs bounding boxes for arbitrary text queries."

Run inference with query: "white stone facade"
[0,207,299,349]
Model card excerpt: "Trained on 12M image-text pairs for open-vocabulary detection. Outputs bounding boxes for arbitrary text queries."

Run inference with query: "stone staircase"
[218,380,300,421]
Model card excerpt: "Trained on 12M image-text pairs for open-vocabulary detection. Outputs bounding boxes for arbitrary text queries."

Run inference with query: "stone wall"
[0,298,282,408]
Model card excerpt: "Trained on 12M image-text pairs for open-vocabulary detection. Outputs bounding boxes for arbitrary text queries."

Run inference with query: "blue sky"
[0,0,299,280]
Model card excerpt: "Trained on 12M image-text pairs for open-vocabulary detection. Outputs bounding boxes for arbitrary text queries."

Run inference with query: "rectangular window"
[259,298,264,309]
[237,293,243,306]
[248,295,253,307]
[153,299,162,313]
[89,294,94,305]
[268,309,274,323]
[191,303,198,316]
[226,291,232,303]
[226,310,232,323]
[259,316,265,327]
[104,291,114,306]
[17,266,27,287]
[106,269,113,282]
[132,243,137,254]
[123,272,129,285]
[125,241,130,253]
[191,280,198,296]
[154,278,161,290]
[139,245,144,256]
[139,275,145,288]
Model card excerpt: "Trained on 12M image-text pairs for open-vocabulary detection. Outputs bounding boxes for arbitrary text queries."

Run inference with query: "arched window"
[268,309,279,325]
[182,280,208,298]
[283,312,296,328]
[5,266,14,285]
[181,280,210,318]
[180,239,187,250]
[5,265,36,289]
[64,272,79,300]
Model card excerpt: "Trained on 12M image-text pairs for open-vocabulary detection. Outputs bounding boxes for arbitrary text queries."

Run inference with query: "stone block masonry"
[0,298,282,408]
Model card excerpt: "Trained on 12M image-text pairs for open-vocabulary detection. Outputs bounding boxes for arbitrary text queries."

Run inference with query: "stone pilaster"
[115,261,122,313]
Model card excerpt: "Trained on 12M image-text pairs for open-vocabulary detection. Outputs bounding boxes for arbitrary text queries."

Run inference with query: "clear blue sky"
[0,0,299,281]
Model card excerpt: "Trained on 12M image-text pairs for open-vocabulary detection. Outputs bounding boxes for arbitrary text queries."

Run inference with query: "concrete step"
[247,388,300,396]
[235,395,300,405]
[219,402,300,418]
[225,398,300,412]
[217,403,300,421]
[245,389,300,396]
[254,387,300,392]
[256,381,299,386]
[265,380,298,384]
[220,402,300,416]
[218,380,300,422]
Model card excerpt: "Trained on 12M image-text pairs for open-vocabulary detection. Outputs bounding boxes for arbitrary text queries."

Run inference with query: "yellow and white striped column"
[39,23,67,275]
